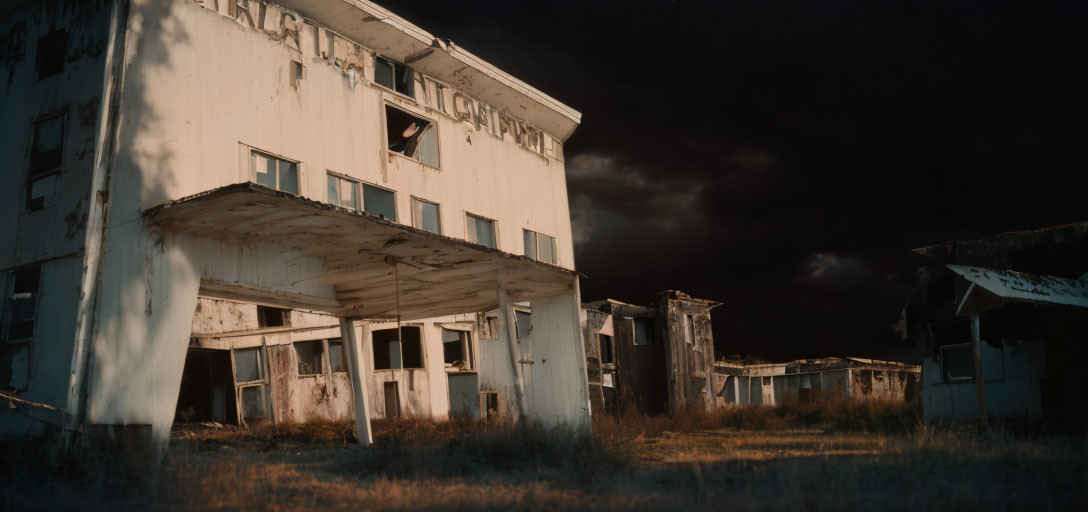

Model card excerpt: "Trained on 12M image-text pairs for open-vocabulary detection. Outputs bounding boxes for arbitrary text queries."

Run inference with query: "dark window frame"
[35,29,68,81]
[362,182,398,221]
[26,112,66,212]
[374,56,415,98]
[385,104,440,168]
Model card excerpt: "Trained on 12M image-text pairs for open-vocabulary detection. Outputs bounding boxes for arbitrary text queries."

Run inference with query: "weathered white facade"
[0,0,589,455]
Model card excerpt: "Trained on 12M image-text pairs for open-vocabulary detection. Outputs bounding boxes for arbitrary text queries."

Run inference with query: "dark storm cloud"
[374,1,1088,362]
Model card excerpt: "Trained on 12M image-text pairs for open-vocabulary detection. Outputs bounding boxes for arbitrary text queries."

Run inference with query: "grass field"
[4,400,1087,511]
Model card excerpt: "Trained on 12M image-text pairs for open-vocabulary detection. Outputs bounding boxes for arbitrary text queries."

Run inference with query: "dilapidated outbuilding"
[581,291,720,415]
[713,357,919,407]
[901,222,1088,425]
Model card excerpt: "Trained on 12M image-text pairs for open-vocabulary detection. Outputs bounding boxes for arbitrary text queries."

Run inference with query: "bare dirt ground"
[4,400,1087,511]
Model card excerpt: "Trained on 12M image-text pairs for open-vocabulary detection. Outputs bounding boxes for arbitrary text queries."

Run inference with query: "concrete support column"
[339,317,373,445]
[497,281,528,421]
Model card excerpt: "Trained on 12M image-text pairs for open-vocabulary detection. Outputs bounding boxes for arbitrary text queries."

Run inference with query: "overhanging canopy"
[949,264,1088,315]
[145,183,576,320]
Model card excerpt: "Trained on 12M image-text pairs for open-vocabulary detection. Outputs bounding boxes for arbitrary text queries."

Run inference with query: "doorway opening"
[175,348,237,425]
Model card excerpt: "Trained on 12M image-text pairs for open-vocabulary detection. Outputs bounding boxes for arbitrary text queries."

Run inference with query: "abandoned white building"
[581,291,720,416]
[0,0,590,453]
[713,358,920,407]
[901,222,1088,426]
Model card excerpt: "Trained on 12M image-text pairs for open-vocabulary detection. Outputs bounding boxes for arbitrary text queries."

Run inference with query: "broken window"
[233,347,262,383]
[523,229,558,265]
[480,391,500,422]
[633,318,652,346]
[479,314,499,340]
[386,105,439,167]
[442,328,474,371]
[515,310,531,341]
[294,340,324,376]
[327,173,359,209]
[328,339,347,373]
[466,213,497,249]
[250,150,299,195]
[599,334,614,365]
[239,386,269,424]
[372,326,423,370]
[374,56,414,97]
[3,266,41,342]
[941,344,974,383]
[256,305,289,328]
[411,197,441,234]
[1,266,40,391]
[362,183,397,221]
[27,114,64,211]
[35,30,67,80]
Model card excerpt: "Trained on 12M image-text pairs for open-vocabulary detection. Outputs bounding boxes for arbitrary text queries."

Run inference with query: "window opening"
[27,115,64,211]
[941,344,974,383]
[373,326,423,370]
[515,310,531,341]
[294,340,324,376]
[523,229,558,264]
[327,173,359,209]
[328,339,347,373]
[251,150,299,195]
[36,30,67,80]
[634,318,652,346]
[411,197,441,234]
[256,306,289,328]
[374,56,414,97]
[599,334,614,364]
[363,184,397,221]
[386,105,439,167]
[466,213,497,249]
[442,328,474,371]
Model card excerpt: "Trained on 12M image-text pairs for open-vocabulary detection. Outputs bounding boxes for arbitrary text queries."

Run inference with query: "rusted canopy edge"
[144,183,576,319]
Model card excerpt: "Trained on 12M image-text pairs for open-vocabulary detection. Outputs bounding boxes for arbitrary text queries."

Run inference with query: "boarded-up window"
[466,213,497,249]
[294,340,324,376]
[363,184,397,221]
[328,340,347,373]
[411,197,441,234]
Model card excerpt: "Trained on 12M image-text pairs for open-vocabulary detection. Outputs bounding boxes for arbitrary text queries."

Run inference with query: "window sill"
[375,83,417,103]
[373,368,426,373]
[387,150,441,172]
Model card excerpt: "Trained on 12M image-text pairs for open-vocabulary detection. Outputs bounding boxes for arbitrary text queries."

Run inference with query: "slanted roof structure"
[949,264,1088,315]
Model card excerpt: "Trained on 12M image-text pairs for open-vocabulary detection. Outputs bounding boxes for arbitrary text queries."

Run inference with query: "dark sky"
[374,1,1088,363]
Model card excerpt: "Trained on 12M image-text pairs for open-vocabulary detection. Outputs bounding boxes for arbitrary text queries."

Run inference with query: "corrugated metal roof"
[948,264,1088,311]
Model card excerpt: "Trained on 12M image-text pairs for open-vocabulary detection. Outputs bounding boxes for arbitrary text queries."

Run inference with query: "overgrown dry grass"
[4,401,1086,511]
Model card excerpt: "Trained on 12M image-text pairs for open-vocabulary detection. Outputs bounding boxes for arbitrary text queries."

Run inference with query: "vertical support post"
[497,281,528,421]
[339,317,373,445]
[969,311,988,428]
